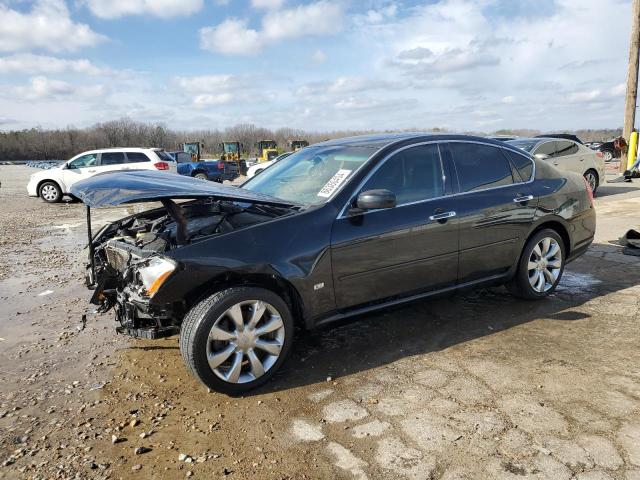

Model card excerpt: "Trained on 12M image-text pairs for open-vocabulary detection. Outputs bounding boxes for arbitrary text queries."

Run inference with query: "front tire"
[507,229,565,300]
[180,287,294,395]
[39,181,62,203]
[584,169,599,194]
[602,150,613,162]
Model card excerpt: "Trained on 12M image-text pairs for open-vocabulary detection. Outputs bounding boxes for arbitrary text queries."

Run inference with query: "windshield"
[242,145,377,205]
[223,143,239,153]
[507,139,540,153]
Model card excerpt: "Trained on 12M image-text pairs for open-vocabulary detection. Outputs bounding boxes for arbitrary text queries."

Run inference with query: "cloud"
[0,0,105,53]
[173,74,254,107]
[10,76,106,101]
[200,1,343,55]
[0,54,120,76]
[251,0,285,9]
[199,19,262,55]
[311,49,327,64]
[83,0,204,19]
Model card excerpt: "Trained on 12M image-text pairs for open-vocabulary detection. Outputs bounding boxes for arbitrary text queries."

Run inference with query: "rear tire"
[584,169,599,195]
[39,181,62,203]
[180,287,294,395]
[194,173,208,180]
[602,150,614,162]
[507,229,565,300]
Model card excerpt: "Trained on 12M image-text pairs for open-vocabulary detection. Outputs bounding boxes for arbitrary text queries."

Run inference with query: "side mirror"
[355,189,396,211]
[535,153,550,160]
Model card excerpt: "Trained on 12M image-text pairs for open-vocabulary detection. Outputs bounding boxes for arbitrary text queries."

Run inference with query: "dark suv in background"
[73,133,596,394]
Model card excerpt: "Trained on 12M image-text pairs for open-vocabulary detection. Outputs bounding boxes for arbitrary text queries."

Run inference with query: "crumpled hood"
[70,170,295,207]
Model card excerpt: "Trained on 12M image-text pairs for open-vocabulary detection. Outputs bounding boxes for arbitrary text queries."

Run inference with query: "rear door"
[331,143,459,309]
[550,140,582,174]
[447,142,536,283]
[97,152,127,174]
[124,151,153,171]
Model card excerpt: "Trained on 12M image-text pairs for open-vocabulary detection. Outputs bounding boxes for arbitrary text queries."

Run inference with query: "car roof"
[77,147,161,155]
[314,132,509,149]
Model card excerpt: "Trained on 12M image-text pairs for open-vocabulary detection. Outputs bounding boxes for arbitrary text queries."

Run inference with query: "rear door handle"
[513,195,534,203]
[429,211,457,221]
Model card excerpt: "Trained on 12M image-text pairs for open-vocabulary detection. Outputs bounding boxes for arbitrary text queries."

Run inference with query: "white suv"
[27,148,178,203]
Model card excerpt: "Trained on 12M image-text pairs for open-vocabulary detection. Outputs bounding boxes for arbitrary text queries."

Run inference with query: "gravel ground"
[1,165,639,480]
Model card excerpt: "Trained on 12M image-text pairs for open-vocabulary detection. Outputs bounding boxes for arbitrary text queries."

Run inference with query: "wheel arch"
[191,169,208,178]
[527,220,571,258]
[182,271,306,330]
[36,178,63,197]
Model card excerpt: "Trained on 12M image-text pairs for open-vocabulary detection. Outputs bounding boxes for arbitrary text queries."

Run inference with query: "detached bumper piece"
[116,325,179,339]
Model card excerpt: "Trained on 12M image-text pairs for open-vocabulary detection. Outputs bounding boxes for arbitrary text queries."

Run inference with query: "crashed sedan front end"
[73,170,298,339]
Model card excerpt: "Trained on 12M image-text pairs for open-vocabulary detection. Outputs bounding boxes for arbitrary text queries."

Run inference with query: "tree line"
[0,118,623,161]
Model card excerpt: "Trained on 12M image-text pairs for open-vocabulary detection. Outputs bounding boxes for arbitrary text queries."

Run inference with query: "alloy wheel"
[205,300,285,384]
[41,185,58,201]
[585,171,598,191]
[527,237,562,293]
[603,151,613,162]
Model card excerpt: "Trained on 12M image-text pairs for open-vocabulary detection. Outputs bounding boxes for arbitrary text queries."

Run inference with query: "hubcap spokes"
[528,237,562,293]
[206,300,284,384]
[42,185,56,200]
[586,173,597,190]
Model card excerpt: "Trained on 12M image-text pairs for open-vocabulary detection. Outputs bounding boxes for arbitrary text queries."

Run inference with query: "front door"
[61,153,99,192]
[330,143,459,310]
[446,142,536,283]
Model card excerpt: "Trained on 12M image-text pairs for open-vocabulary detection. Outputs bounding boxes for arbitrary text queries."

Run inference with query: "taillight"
[583,176,594,206]
[596,152,604,158]
[218,161,225,170]
[154,162,169,170]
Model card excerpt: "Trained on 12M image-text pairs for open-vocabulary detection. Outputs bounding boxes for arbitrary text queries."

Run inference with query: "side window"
[450,143,514,192]
[100,152,126,166]
[126,152,151,163]
[555,141,579,157]
[68,153,97,169]
[504,149,534,182]
[362,144,444,205]
[535,141,557,158]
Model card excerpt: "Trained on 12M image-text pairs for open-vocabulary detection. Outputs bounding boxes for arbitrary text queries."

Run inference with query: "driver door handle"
[87,169,96,173]
[513,195,534,203]
[429,211,457,221]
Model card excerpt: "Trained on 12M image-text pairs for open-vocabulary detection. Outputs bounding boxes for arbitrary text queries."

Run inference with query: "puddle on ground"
[557,270,602,294]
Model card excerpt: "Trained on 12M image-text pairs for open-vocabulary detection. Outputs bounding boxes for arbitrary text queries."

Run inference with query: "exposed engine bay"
[88,198,293,338]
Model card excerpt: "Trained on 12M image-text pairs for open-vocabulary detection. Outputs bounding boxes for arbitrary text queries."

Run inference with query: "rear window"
[507,139,540,153]
[155,151,175,162]
[450,143,514,192]
[504,149,534,182]
[125,152,150,163]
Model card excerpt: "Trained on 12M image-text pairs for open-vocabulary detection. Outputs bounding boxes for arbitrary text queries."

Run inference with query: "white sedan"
[27,148,177,203]
[246,152,293,178]
[507,138,605,194]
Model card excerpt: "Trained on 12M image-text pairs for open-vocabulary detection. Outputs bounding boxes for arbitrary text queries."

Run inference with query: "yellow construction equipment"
[220,141,242,162]
[256,140,278,163]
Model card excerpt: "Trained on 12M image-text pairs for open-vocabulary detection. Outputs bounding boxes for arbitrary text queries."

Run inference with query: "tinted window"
[100,152,126,166]
[555,141,579,157]
[450,143,514,192]
[175,152,192,163]
[505,149,534,182]
[155,151,176,162]
[68,153,97,169]
[535,141,557,157]
[362,144,444,204]
[507,139,539,153]
[125,152,150,163]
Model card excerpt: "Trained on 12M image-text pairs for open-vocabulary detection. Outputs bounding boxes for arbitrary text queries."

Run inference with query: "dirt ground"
[1,164,639,480]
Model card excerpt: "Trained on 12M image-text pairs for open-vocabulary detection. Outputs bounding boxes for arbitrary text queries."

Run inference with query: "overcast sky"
[0,0,633,132]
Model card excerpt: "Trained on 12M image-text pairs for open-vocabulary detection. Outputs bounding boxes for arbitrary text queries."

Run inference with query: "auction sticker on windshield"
[317,169,352,198]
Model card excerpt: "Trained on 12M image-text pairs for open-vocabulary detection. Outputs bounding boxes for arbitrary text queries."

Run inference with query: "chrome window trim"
[337,139,536,220]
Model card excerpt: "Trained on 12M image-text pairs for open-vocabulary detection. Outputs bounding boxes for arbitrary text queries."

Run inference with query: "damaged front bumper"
[88,237,181,339]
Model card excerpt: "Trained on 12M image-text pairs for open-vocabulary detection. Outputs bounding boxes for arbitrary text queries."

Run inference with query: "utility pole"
[622,0,640,172]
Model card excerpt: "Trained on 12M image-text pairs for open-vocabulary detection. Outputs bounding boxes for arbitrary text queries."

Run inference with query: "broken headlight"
[136,257,176,298]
